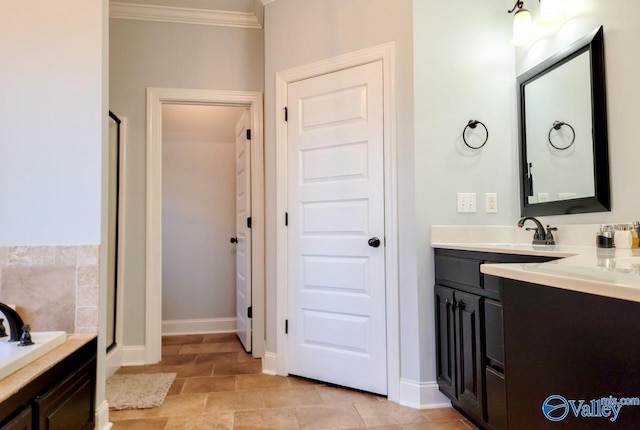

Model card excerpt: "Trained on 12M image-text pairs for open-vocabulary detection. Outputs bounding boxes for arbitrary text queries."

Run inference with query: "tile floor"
[110,333,477,430]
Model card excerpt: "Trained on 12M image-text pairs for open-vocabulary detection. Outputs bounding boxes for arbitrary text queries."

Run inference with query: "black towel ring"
[548,121,575,150]
[463,120,488,149]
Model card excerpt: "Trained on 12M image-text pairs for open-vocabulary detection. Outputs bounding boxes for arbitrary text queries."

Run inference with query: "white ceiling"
[162,104,246,143]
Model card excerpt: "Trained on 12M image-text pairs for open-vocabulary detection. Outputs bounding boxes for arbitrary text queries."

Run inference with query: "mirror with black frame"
[518,26,610,216]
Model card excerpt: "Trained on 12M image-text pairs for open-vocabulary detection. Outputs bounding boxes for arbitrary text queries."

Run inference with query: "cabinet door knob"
[457,300,466,310]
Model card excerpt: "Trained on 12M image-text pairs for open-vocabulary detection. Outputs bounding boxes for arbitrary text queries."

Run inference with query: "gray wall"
[162,138,236,320]
[110,18,264,345]
[0,1,105,245]
[263,0,418,380]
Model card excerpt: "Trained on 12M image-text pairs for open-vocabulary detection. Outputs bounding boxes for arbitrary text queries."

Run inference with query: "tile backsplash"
[0,245,99,334]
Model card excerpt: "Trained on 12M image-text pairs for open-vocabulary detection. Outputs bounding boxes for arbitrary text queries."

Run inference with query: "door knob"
[230,237,238,244]
[368,237,381,248]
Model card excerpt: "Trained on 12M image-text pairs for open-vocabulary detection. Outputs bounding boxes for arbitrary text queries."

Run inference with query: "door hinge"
[246,129,252,140]
[247,217,252,228]
[248,306,252,319]
[284,106,288,122]
[285,319,289,334]
[285,212,288,226]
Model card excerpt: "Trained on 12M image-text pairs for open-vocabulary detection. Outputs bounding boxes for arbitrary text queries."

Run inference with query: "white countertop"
[431,242,640,303]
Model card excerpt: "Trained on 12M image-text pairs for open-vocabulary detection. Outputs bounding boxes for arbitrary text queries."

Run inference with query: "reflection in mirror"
[518,26,610,216]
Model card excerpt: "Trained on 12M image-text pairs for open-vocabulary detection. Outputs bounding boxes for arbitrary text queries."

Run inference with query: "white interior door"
[235,109,252,352]
[287,61,387,395]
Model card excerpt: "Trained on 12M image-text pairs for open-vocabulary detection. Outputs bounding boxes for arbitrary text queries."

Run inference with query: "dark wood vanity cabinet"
[0,337,96,430]
[434,248,556,430]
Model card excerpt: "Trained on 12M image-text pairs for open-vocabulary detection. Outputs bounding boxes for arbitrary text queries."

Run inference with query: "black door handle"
[368,237,381,248]
[230,237,238,244]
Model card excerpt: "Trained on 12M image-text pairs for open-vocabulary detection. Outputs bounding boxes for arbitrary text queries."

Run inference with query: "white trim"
[261,0,278,5]
[275,42,400,401]
[95,399,112,430]
[146,88,265,364]
[398,379,452,409]
[262,351,278,375]
[162,317,236,335]
[109,2,262,29]
[105,344,123,378]
[122,345,147,366]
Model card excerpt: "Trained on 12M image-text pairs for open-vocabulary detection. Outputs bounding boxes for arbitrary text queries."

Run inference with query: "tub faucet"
[518,217,548,245]
[0,303,26,342]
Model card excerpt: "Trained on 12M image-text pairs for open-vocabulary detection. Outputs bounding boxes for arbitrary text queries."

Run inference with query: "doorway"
[274,43,400,400]
[146,89,265,364]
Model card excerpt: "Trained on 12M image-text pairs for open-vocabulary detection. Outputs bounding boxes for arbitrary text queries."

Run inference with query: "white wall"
[413,0,516,382]
[162,105,242,321]
[515,0,640,225]
[263,0,418,380]
[0,1,105,245]
[109,19,263,345]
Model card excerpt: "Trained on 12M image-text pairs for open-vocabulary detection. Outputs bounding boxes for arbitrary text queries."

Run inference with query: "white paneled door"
[287,61,387,395]
[235,109,252,353]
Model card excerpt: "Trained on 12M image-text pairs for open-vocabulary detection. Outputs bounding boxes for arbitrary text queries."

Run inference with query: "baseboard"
[122,345,147,366]
[262,351,278,375]
[398,378,451,409]
[162,317,236,335]
[105,345,123,378]
[95,400,112,430]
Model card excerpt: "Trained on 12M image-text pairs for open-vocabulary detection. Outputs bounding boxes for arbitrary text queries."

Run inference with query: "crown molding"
[261,0,277,5]
[110,2,262,29]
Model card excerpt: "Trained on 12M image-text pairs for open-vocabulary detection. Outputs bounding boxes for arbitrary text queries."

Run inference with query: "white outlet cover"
[485,193,498,213]
[457,193,477,213]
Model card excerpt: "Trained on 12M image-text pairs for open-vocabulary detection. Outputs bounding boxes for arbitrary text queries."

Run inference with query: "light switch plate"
[457,193,477,213]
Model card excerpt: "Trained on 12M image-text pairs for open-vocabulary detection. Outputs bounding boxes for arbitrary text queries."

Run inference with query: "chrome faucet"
[518,217,556,245]
[0,303,26,342]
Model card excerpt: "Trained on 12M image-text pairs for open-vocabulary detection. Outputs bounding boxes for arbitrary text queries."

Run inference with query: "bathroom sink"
[0,331,66,380]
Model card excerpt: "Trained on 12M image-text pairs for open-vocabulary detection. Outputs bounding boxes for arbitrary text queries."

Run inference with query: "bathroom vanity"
[0,335,96,430]
[434,242,640,429]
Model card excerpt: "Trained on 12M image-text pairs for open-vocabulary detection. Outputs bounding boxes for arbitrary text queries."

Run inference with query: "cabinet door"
[0,407,32,430]
[434,285,456,399]
[455,290,483,421]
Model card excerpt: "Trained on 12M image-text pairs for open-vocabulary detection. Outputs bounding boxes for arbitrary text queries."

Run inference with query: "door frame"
[145,88,265,363]
[275,42,400,401]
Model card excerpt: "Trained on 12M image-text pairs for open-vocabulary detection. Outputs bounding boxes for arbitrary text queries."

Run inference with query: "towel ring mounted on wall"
[463,120,489,149]
[548,121,575,150]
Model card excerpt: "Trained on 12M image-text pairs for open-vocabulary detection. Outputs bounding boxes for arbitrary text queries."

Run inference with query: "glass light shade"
[537,0,567,25]
[510,9,536,46]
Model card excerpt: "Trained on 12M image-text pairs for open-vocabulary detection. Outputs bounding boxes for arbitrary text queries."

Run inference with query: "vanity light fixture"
[508,1,536,46]
[537,0,567,26]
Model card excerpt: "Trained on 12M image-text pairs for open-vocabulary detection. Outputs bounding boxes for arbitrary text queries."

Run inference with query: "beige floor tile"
[164,411,234,430]
[234,408,300,429]
[116,365,163,375]
[110,417,168,429]
[161,353,197,366]
[204,390,266,412]
[401,421,474,430]
[182,375,238,393]
[163,345,182,355]
[108,393,207,420]
[203,333,239,343]
[262,387,323,408]
[287,377,324,388]
[167,378,186,396]
[195,352,244,365]
[163,334,204,345]
[421,408,466,423]
[354,401,427,427]
[316,385,382,404]
[158,362,214,378]
[461,420,479,430]
[237,373,291,390]
[213,360,262,375]
[180,341,244,355]
[294,403,365,430]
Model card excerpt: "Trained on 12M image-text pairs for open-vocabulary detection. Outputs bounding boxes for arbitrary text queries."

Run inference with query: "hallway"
[110,334,476,429]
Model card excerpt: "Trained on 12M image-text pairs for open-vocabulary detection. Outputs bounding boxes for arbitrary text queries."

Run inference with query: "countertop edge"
[0,333,96,404]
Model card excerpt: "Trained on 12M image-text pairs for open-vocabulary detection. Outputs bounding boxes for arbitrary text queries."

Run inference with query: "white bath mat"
[106,372,177,410]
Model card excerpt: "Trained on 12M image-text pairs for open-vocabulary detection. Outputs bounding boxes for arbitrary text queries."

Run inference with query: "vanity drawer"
[485,299,504,370]
[483,274,501,294]
[434,254,481,288]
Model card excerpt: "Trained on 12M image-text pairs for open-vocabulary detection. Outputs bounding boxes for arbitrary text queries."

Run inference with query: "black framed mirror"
[518,26,610,216]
